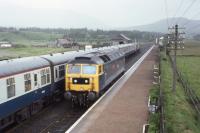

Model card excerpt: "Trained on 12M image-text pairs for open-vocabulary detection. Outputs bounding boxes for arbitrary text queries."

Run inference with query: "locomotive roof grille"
[75,57,91,60]
[99,55,111,63]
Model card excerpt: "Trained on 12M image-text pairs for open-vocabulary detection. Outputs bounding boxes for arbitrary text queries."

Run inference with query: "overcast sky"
[0,0,199,29]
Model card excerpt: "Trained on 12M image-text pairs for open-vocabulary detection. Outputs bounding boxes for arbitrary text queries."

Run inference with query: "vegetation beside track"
[161,55,200,133]
[149,46,200,132]
[177,57,200,97]
[176,40,200,97]
[148,85,159,132]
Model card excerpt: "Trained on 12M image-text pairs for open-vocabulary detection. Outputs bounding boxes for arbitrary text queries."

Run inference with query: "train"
[0,44,137,130]
[64,43,140,106]
[0,50,92,130]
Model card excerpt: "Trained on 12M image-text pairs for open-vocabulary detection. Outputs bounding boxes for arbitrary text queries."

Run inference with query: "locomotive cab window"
[68,65,81,74]
[7,78,15,98]
[82,65,96,74]
[24,73,31,92]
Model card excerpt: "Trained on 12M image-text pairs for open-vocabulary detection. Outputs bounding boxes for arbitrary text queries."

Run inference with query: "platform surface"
[68,46,158,133]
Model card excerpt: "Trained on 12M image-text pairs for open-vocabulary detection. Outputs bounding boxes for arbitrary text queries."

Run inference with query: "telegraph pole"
[172,24,178,92]
[168,24,185,92]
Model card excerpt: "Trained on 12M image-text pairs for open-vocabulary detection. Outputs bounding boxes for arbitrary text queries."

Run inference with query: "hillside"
[120,18,200,35]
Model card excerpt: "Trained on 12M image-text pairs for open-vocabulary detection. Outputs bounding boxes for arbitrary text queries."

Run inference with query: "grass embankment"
[149,50,200,133]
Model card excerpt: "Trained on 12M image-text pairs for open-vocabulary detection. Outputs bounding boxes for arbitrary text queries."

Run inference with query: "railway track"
[4,44,151,133]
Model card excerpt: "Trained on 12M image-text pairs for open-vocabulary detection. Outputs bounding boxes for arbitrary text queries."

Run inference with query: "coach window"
[41,69,46,85]
[7,78,15,98]
[34,74,38,86]
[46,68,50,83]
[24,73,31,92]
[59,65,65,78]
[55,68,58,79]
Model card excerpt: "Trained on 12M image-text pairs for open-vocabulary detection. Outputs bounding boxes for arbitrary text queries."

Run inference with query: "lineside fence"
[168,54,200,119]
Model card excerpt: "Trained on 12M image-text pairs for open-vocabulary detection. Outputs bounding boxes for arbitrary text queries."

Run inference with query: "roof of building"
[119,34,132,41]
[0,41,11,44]
[111,34,132,42]
[57,39,73,45]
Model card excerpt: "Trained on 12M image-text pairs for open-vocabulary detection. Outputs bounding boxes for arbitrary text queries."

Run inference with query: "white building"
[0,42,12,48]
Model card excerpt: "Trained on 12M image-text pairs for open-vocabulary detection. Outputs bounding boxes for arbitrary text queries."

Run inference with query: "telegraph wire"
[164,0,170,28]
[176,0,197,24]
[183,11,200,26]
[183,0,200,26]
[172,0,185,25]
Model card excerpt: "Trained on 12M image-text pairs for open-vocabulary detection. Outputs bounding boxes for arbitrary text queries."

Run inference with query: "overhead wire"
[172,0,185,25]
[176,0,197,24]
[164,0,170,28]
[183,2,200,26]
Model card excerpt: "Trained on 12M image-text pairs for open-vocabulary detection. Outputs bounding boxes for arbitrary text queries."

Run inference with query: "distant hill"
[119,18,200,35]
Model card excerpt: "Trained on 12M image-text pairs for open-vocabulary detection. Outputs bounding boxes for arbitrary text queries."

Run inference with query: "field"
[176,40,200,97]
[177,40,200,56]
[0,47,73,60]
[0,31,72,59]
[0,31,63,46]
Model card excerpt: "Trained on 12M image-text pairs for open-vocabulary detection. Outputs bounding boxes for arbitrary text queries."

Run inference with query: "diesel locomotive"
[64,43,140,105]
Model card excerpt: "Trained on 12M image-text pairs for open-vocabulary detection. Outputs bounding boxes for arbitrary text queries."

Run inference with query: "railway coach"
[64,43,139,106]
[0,51,87,130]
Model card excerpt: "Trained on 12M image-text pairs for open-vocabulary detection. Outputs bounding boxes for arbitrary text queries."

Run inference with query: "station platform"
[67,46,158,133]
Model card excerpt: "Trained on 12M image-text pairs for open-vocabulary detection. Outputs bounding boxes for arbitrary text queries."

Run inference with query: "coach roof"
[40,51,89,65]
[0,57,49,78]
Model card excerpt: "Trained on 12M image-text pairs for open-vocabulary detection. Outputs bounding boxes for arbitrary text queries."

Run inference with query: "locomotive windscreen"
[82,65,96,74]
[68,65,81,74]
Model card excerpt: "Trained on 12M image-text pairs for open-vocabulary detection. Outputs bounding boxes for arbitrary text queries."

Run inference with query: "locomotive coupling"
[88,92,96,101]
[64,91,72,100]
